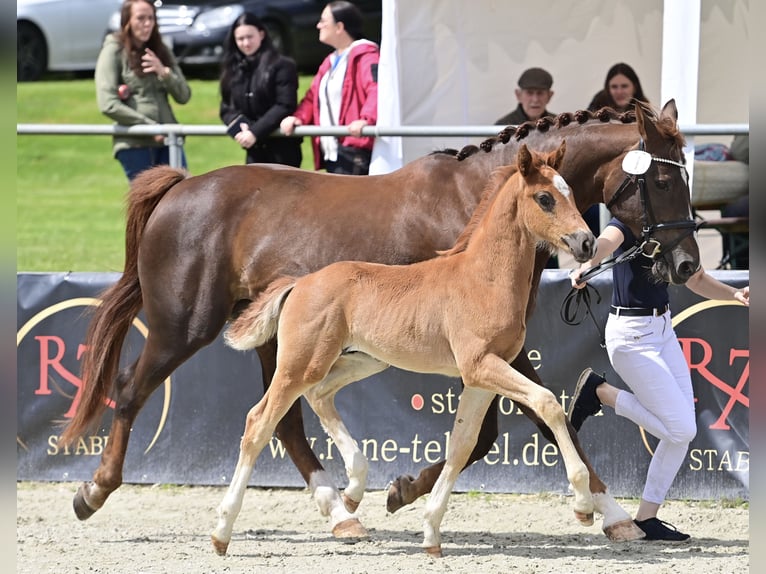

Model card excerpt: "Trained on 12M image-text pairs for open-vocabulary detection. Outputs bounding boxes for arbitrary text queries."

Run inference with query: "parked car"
[17,0,123,81]
[118,0,382,74]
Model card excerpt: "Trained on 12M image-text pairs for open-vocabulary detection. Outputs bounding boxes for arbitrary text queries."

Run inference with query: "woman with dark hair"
[219,12,302,167]
[280,1,379,175]
[587,62,649,113]
[95,0,191,181]
[583,62,650,233]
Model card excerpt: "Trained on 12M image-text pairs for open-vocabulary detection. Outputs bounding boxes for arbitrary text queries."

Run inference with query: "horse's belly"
[356,342,460,378]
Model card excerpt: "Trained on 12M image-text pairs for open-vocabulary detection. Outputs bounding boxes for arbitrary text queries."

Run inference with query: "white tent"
[371,0,749,174]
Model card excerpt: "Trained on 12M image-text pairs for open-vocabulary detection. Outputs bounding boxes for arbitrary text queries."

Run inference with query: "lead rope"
[562,139,697,347]
[560,282,605,347]
[559,242,645,348]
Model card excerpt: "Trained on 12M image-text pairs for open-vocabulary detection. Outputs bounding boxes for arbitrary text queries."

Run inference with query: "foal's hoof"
[574,510,595,527]
[332,518,369,539]
[424,545,443,558]
[604,519,646,542]
[211,535,229,556]
[342,493,360,513]
[386,474,416,513]
[72,485,97,521]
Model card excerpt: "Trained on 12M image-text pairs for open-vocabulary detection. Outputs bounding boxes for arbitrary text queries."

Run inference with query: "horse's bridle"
[561,140,699,342]
[579,139,697,282]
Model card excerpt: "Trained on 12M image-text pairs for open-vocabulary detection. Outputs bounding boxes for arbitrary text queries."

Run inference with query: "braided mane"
[431,107,639,161]
[427,101,687,254]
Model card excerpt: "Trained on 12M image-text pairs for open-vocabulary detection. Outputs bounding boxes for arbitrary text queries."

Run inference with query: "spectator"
[583,63,650,235]
[568,218,749,541]
[280,1,379,175]
[587,62,649,113]
[495,67,558,268]
[219,12,302,167]
[95,0,191,181]
[495,67,556,126]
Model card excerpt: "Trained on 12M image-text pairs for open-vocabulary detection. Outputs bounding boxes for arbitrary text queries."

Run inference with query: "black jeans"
[325,145,372,175]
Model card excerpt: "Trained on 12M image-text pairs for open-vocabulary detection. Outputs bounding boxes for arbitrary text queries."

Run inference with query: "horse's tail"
[61,166,189,445]
[224,277,297,351]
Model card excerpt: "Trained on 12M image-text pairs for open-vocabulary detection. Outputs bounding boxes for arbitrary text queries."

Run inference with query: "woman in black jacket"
[219,12,302,166]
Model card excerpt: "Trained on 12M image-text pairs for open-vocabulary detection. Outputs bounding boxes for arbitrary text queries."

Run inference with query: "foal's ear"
[517,143,533,177]
[547,139,566,171]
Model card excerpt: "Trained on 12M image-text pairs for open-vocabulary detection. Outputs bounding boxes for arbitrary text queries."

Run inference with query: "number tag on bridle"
[622,150,652,175]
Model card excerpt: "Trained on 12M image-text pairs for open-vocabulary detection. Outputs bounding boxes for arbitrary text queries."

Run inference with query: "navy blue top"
[608,218,670,309]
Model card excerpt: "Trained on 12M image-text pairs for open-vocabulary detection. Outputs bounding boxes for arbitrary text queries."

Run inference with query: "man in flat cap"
[495,67,556,126]
[495,67,559,267]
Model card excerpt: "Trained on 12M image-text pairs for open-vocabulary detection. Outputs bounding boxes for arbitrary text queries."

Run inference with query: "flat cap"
[518,67,553,90]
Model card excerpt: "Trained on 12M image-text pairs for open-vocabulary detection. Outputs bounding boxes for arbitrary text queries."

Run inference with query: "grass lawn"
[17,76,313,272]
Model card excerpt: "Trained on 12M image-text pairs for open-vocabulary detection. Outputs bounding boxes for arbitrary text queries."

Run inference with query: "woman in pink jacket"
[280,1,379,174]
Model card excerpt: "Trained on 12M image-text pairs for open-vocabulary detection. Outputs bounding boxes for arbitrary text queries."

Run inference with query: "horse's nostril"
[678,260,698,280]
[588,235,597,257]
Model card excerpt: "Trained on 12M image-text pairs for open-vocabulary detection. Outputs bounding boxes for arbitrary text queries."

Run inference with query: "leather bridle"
[579,139,697,282]
[560,140,700,337]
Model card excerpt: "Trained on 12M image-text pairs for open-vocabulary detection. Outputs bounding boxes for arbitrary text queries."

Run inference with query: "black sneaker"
[634,517,690,541]
[567,368,605,431]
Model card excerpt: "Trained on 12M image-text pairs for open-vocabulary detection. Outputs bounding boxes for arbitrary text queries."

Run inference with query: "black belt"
[610,305,669,317]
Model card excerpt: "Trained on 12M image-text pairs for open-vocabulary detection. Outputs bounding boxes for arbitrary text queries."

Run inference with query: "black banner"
[17,271,749,500]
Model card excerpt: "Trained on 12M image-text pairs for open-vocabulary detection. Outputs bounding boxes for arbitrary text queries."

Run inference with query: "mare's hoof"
[72,486,97,521]
[332,518,369,539]
[386,474,416,514]
[211,535,229,556]
[342,493,360,513]
[424,545,443,558]
[604,519,646,542]
[575,510,595,527]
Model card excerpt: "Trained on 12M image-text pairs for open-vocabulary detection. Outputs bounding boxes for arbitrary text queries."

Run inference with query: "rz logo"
[673,299,749,431]
[17,297,171,454]
[638,298,748,457]
[678,340,748,431]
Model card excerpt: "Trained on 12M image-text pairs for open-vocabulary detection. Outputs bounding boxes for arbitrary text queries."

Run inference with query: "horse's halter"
[562,140,698,344]
[603,139,696,264]
[576,139,696,284]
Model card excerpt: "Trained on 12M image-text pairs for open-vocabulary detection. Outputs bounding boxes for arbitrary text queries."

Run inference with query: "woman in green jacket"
[96,0,191,181]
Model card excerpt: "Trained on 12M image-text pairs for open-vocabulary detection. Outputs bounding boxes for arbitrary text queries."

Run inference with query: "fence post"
[166,131,184,168]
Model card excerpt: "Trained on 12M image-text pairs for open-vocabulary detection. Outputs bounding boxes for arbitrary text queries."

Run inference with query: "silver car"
[17,0,123,81]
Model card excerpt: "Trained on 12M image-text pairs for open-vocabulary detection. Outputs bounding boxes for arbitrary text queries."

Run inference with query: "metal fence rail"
[17,123,749,169]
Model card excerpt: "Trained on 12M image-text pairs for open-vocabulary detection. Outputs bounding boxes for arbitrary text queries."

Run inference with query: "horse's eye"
[655,179,669,190]
[535,191,555,212]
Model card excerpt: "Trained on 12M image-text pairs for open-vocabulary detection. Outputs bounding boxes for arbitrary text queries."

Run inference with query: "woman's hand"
[234,123,256,149]
[347,119,368,137]
[570,268,586,289]
[734,285,749,306]
[280,116,301,135]
[142,48,170,79]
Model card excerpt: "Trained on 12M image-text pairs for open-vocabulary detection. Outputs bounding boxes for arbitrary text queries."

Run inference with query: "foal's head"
[515,141,596,263]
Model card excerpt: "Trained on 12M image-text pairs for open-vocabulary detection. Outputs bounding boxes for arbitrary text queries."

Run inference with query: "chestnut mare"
[62,100,698,543]
[215,142,596,556]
